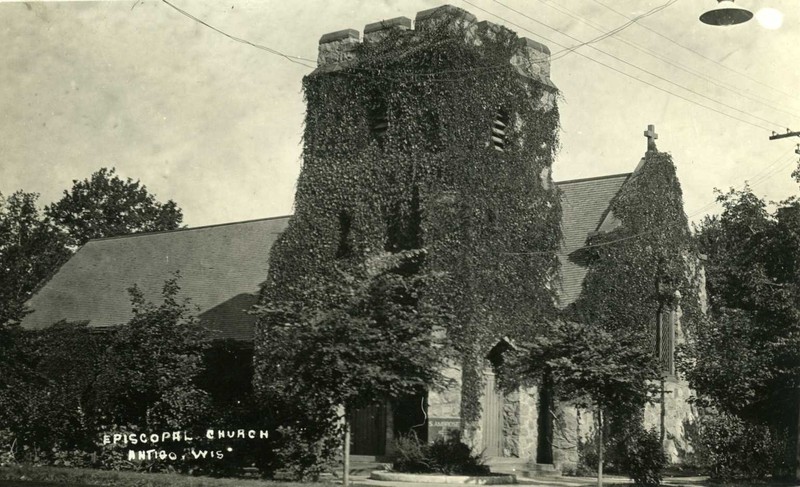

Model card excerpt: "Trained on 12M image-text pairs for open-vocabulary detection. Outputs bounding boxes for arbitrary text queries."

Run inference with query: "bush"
[692,411,783,481]
[616,428,667,487]
[254,426,339,481]
[392,433,429,473]
[392,432,489,476]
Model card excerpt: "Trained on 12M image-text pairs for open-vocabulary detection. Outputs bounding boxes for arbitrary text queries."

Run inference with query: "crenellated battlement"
[316,4,554,89]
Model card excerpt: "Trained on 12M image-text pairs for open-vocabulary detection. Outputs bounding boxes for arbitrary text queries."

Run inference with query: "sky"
[1,0,798,228]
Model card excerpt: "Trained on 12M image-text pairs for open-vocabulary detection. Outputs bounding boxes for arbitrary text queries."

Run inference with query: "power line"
[548,0,679,60]
[490,0,789,131]
[685,149,797,218]
[159,0,557,83]
[534,0,800,125]
[502,150,800,257]
[460,0,773,132]
[160,0,318,69]
[589,0,798,102]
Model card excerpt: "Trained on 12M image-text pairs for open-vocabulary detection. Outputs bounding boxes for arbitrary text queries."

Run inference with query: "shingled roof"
[556,173,631,307]
[21,216,290,340]
[22,175,630,340]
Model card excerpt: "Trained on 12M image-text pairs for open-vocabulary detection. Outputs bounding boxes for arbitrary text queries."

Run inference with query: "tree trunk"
[344,417,351,487]
[597,408,603,487]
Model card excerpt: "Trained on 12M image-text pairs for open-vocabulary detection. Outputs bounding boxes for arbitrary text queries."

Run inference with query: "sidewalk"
[352,473,710,487]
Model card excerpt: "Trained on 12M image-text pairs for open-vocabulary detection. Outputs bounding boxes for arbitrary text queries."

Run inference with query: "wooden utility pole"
[768,129,800,141]
[769,128,800,483]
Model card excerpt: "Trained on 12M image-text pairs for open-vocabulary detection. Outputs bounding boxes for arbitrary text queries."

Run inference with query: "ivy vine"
[255,11,563,428]
[566,150,704,357]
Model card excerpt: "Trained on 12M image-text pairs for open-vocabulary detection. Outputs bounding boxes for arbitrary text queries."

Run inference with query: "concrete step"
[486,457,528,475]
[523,463,562,478]
[348,454,391,475]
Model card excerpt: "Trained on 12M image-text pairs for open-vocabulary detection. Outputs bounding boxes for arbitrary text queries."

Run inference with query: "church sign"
[427,417,461,441]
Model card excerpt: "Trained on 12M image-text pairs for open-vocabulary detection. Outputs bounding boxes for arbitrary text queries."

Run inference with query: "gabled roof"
[21,216,290,340]
[556,173,631,307]
[22,173,629,340]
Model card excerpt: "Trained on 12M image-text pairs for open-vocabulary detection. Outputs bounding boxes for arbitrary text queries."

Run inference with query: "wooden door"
[351,403,387,455]
[482,372,504,457]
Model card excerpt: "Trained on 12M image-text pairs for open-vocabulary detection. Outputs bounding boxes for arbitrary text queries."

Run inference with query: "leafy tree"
[46,167,183,248]
[690,187,800,478]
[93,275,211,431]
[0,191,70,326]
[253,250,454,484]
[0,322,111,463]
[1,276,210,465]
[499,320,662,487]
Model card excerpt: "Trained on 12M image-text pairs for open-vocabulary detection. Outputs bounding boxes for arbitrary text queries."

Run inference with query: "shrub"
[692,411,782,481]
[392,432,489,476]
[392,433,430,473]
[254,426,339,481]
[616,428,667,487]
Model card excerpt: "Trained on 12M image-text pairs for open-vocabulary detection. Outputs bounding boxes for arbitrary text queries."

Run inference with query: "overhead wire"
[500,148,799,257]
[161,0,318,69]
[157,0,800,250]
[488,0,789,131]
[589,0,799,102]
[459,0,774,132]
[536,0,800,125]
[684,148,797,218]
[547,0,679,60]
[161,0,791,135]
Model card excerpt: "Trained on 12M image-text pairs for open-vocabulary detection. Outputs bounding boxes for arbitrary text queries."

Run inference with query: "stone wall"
[315,4,555,92]
[644,377,697,463]
[502,389,520,457]
[552,403,594,472]
[427,365,463,442]
[518,386,539,460]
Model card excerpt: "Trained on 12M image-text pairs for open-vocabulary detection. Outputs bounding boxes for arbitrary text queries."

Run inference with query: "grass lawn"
[0,465,333,487]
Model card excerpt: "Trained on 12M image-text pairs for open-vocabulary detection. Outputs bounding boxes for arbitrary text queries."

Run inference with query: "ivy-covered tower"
[256,5,563,462]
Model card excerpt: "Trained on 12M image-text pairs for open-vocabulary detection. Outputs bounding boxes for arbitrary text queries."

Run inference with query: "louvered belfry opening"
[491,110,509,152]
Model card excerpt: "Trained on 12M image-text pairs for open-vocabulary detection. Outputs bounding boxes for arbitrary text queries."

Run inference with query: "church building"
[22,4,703,475]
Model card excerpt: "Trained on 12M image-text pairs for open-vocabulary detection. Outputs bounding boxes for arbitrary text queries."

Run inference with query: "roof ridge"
[85,215,292,245]
[554,172,632,186]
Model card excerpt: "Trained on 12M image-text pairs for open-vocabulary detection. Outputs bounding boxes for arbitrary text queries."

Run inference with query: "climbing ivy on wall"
[566,150,704,354]
[254,12,563,428]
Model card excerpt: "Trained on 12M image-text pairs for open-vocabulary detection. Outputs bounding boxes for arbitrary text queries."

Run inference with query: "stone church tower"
[256,4,568,471]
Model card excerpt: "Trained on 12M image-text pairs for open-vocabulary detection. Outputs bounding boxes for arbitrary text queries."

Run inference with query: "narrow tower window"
[336,210,354,259]
[369,100,389,144]
[658,309,675,376]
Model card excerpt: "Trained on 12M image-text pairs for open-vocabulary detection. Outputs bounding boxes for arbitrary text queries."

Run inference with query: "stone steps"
[485,457,561,478]
[349,455,392,475]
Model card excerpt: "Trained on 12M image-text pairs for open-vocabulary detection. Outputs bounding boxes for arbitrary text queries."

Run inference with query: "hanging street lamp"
[700,0,754,26]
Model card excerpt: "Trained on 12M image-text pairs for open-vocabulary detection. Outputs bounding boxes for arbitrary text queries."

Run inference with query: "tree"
[46,167,183,248]
[499,320,662,487]
[0,321,111,463]
[0,191,70,326]
[253,250,454,484]
[690,187,800,479]
[92,275,211,431]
